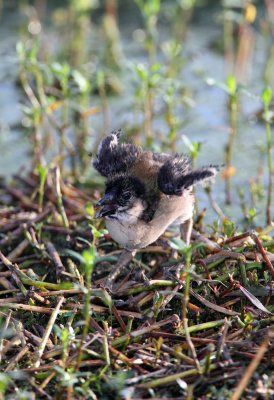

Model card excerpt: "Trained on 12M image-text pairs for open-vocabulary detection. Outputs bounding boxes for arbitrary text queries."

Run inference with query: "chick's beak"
[95,193,117,218]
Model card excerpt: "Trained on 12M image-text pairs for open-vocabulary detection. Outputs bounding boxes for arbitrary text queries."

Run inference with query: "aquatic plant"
[262,87,273,225]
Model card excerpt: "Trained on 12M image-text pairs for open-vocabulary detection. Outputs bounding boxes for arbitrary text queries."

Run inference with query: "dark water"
[0,2,271,224]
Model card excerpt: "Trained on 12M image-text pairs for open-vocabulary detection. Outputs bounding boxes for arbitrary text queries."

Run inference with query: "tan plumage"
[105,194,194,249]
[93,130,217,249]
[93,130,218,285]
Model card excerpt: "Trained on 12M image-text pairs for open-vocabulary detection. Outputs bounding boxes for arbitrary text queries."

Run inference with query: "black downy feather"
[158,156,190,195]
[158,156,219,196]
[93,130,141,177]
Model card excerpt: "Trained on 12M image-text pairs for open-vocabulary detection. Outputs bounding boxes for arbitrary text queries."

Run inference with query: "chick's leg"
[105,249,136,289]
[180,218,193,246]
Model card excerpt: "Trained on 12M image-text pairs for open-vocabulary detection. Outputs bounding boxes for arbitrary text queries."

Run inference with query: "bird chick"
[93,129,218,286]
[96,174,148,225]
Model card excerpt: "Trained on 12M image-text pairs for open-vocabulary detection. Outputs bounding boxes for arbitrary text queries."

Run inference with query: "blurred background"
[0,0,273,227]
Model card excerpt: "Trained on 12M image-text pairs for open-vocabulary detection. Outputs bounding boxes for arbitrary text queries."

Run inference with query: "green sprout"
[261,87,273,225]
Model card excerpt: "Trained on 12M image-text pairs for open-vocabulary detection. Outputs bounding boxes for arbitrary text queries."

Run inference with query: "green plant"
[37,164,48,212]
[261,87,273,225]
[135,0,161,63]
[133,63,162,145]
[207,75,239,205]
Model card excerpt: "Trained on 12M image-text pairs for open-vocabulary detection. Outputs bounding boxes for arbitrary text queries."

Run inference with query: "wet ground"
[0,2,271,224]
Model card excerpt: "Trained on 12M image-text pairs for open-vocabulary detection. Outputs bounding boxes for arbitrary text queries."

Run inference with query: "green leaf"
[239,285,273,314]
[182,134,194,152]
[135,63,148,81]
[248,208,256,218]
[262,87,272,108]
[222,218,235,238]
[0,373,11,394]
[226,75,237,95]
[169,237,188,252]
[51,62,70,81]
[150,63,161,72]
[82,247,97,267]
[37,164,48,183]
[91,225,106,239]
[63,249,86,264]
[16,41,25,61]
[136,0,161,17]
[71,70,89,93]
[71,0,96,12]
[85,202,94,218]
[94,288,113,307]
[60,327,70,343]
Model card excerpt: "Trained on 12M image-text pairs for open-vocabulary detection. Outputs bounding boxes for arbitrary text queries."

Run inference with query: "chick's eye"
[122,191,131,201]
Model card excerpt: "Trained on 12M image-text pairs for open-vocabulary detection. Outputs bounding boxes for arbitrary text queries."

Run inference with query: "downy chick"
[93,129,218,284]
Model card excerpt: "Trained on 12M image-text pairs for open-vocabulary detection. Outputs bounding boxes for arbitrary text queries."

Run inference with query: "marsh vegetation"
[0,1,273,399]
